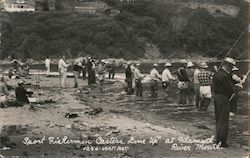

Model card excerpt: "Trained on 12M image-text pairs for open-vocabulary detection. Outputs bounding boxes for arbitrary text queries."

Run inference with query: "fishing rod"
[218,25,249,69]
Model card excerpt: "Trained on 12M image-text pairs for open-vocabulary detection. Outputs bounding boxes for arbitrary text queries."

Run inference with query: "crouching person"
[15,81,33,110]
[197,62,214,111]
[0,77,9,108]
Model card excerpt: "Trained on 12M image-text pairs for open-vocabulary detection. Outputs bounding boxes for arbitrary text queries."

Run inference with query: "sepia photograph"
[0,0,249,157]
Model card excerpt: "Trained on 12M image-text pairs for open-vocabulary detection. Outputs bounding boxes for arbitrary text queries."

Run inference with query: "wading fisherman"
[187,61,195,105]
[177,60,190,105]
[193,63,201,108]
[162,62,176,100]
[133,63,144,97]
[150,63,161,98]
[197,62,214,111]
[97,60,106,94]
[45,57,51,77]
[58,55,70,88]
[229,66,249,116]
[213,57,242,147]
[125,62,133,95]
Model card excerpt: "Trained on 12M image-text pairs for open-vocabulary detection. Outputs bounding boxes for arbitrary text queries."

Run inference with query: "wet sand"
[0,74,249,158]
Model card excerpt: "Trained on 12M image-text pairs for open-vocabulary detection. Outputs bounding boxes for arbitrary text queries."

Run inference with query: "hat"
[153,63,158,67]
[232,66,239,71]
[18,80,25,85]
[180,59,188,64]
[127,61,132,65]
[136,63,140,66]
[225,57,236,65]
[164,63,171,67]
[187,61,194,67]
[200,62,208,69]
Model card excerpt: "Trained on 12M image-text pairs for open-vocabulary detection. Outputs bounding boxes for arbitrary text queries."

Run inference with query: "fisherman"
[213,57,241,147]
[150,63,161,98]
[107,60,116,79]
[193,63,201,108]
[73,56,83,88]
[125,62,133,95]
[87,57,93,86]
[133,63,144,97]
[0,77,9,106]
[97,60,106,94]
[45,57,51,77]
[197,62,214,111]
[162,62,176,100]
[229,66,248,116]
[177,60,190,105]
[15,80,29,104]
[81,57,87,79]
[187,61,195,105]
[58,55,70,88]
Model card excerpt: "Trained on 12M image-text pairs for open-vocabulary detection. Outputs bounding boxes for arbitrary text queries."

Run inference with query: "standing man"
[162,62,176,100]
[193,63,201,108]
[125,62,133,95]
[81,57,87,79]
[213,57,240,147]
[133,63,144,97]
[73,57,82,88]
[97,60,106,94]
[187,61,195,105]
[150,63,161,98]
[58,55,70,88]
[108,60,116,79]
[177,60,190,105]
[197,62,214,111]
[45,57,51,77]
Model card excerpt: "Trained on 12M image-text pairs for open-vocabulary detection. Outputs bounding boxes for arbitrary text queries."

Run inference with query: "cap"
[225,57,236,65]
[200,62,208,69]
[187,61,194,67]
[164,63,171,67]
[153,63,158,67]
[232,66,239,71]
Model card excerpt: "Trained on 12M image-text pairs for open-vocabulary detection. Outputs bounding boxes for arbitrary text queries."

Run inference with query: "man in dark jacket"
[125,62,133,95]
[213,57,241,147]
[177,60,190,105]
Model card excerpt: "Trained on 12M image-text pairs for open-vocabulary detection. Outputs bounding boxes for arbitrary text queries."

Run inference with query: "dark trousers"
[135,79,142,97]
[150,80,158,98]
[214,94,230,145]
[200,98,211,111]
[179,88,188,104]
[229,94,238,113]
[82,68,86,79]
[126,78,133,95]
[109,71,115,79]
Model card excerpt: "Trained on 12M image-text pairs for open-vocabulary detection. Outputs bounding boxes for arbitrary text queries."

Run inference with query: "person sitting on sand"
[15,80,29,104]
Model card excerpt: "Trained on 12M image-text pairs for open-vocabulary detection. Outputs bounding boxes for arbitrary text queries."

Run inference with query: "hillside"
[0,0,248,60]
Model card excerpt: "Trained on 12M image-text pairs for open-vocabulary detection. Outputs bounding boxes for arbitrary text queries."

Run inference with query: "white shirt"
[58,59,69,72]
[193,68,201,84]
[45,58,50,67]
[134,67,143,80]
[150,68,161,81]
[162,68,175,82]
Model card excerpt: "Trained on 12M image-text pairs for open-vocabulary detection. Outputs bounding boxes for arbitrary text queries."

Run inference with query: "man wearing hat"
[213,57,241,147]
[97,60,106,94]
[187,61,195,105]
[177,60,190,105]
[162,62,176,100]
[15,80,29,104]
[197,62,214,111]
[58,55,70,88]
[133,63,144,97]
[125,62,133,95]
[150,63,162,98]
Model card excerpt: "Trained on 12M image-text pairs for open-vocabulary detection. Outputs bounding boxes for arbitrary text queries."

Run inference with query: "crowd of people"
[0,55,248,148]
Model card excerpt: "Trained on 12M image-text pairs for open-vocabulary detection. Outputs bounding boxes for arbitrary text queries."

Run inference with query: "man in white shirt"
[162,62,176,99]
[58,55,70,88]
[45,57,51,77]
[150,63,161,98]
[193,64,201,108]
[134,63,144,97]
